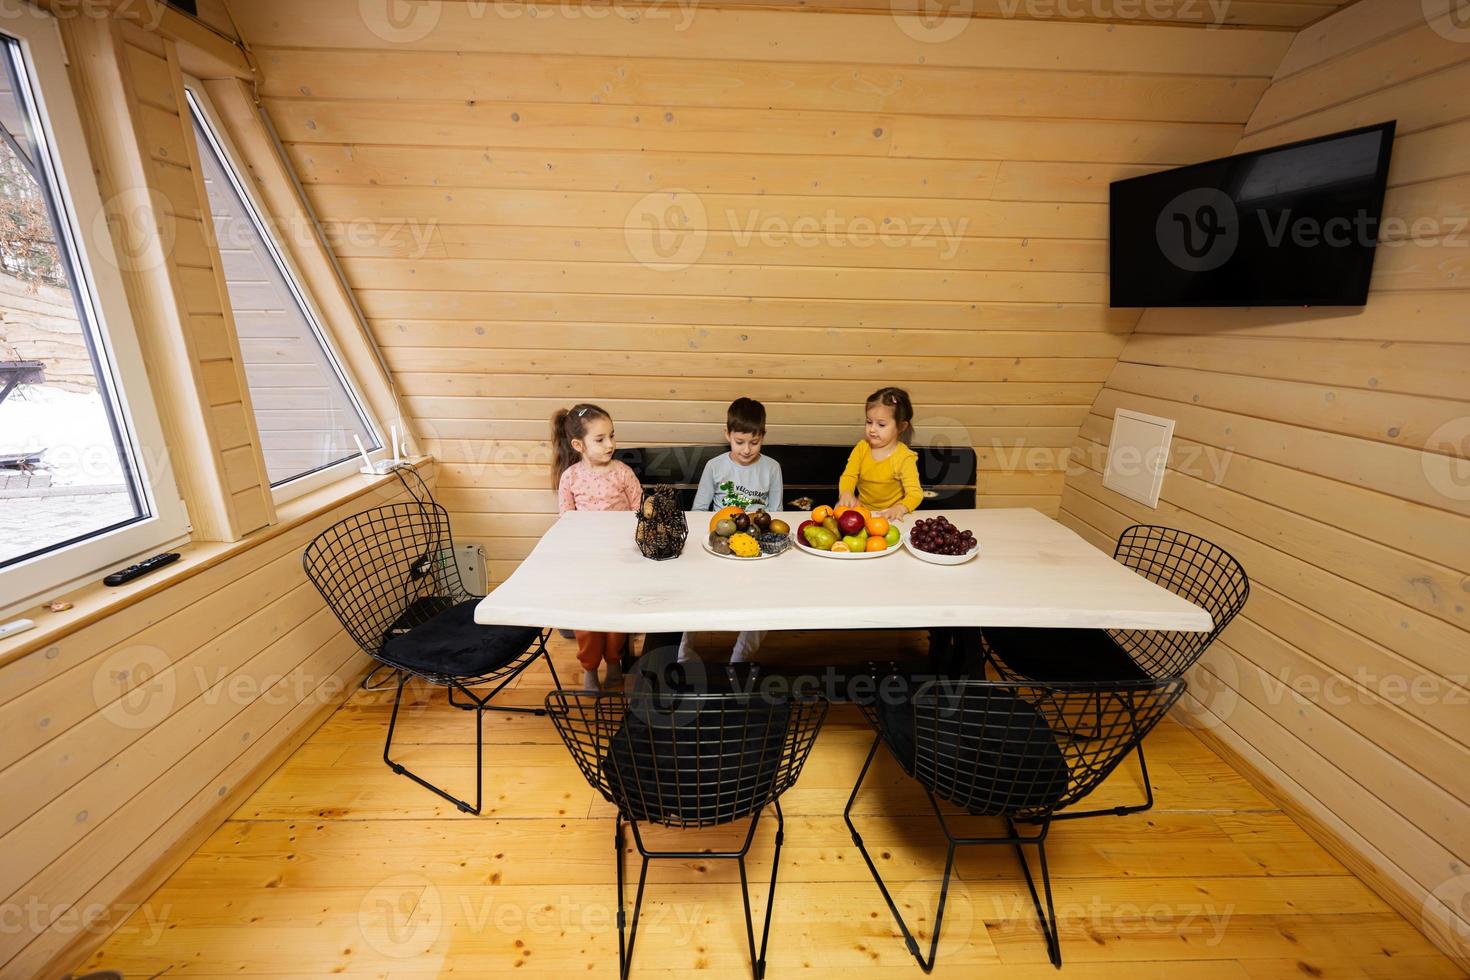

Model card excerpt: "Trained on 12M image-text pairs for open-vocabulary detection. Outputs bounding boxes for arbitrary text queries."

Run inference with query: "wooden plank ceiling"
[212,0,1358,34]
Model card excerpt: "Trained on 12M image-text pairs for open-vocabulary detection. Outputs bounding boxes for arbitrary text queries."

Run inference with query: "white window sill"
[0,457,434,668]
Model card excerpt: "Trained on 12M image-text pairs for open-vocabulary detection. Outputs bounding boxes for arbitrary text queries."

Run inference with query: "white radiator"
[441,543,487,594]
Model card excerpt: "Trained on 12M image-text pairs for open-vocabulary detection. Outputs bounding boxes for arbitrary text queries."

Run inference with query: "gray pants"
[678,630,767,663]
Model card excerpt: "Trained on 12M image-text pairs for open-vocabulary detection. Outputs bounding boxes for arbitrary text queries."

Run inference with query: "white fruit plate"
[791,534,901,560]
[702,538,788,561]
[899,525,980,566]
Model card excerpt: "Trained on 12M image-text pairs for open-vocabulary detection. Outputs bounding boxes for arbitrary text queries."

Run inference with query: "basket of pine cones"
[633,484,688,560]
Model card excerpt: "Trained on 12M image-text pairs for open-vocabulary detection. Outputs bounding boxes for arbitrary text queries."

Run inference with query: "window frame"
[0,12,190,617]
[183,80,385,503]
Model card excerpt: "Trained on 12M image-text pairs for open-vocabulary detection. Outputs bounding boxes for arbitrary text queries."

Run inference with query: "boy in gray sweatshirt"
[685,398,783,662]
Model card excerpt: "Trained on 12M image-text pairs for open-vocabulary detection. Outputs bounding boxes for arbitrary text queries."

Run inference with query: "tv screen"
[1109,121,1395,308]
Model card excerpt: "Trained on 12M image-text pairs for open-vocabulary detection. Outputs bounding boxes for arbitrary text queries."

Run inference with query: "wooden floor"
[83,633,1464,979]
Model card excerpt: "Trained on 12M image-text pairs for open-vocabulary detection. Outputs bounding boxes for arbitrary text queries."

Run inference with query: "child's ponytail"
[551,408,577,488]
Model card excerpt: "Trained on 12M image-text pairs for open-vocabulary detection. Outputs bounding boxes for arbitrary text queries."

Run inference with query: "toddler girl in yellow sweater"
[837,386,923,520]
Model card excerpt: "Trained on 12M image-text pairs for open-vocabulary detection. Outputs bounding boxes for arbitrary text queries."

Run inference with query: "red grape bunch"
[909,517,976,557]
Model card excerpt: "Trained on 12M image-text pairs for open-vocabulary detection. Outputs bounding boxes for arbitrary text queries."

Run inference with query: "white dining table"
[474,509,1214,635]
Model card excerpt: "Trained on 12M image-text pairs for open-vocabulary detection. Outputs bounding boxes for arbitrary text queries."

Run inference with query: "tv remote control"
[0,619,35,640]
[103,552,181,587]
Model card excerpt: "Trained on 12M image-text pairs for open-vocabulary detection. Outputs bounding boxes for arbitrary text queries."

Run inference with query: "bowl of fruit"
[901,516,979,565]
[793,505,901,560]
[705,507,792,560]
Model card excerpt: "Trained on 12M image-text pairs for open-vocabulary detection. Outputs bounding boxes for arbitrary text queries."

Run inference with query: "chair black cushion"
[602,697,790,825]
[877,687,1070,817]
[379,599,540,678]
[982,627,1149,682]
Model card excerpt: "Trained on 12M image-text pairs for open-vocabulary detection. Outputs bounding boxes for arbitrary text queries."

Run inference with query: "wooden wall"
[0,273,94,390]
[1057,0,1470,963]
[0,467,426,978]
[228,0,1299,585]
[14,0,1463,971]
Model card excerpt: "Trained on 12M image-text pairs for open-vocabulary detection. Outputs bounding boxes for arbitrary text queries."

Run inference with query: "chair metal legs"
[985,664,1158,823]
[1048,741,1154,821]
[540,635,563,691]
[381,632,562,814]
[383,672,485,814]
[1042,689,1154,821]
[844,733,1062,971]
[615,801,785,980]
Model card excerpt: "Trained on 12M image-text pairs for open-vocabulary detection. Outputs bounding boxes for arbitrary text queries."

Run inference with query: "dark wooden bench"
[615,443,977,511]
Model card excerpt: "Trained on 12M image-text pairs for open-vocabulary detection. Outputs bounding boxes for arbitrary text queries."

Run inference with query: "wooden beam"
[58,13,238,539]
[33,0,255,79]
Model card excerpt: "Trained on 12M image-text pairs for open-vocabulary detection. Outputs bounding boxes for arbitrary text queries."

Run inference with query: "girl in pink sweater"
[552,403,643,690]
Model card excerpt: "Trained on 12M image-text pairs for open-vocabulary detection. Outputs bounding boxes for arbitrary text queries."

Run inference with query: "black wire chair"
[847,676,1186,971]
[980,525,1248,818]
[303,497,558,815]
[546,685,828,979]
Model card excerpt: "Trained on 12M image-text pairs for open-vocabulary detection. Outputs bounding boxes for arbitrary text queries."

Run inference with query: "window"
[184,87,380,497]
[0,17,187,613]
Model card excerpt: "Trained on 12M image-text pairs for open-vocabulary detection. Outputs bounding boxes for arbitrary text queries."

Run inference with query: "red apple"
[836,510,866,536]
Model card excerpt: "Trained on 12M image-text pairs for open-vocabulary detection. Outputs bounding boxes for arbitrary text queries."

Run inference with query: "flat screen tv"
[1109,121,1395,308]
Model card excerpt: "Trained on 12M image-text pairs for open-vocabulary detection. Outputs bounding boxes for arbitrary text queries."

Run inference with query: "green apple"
[885,527,901,546]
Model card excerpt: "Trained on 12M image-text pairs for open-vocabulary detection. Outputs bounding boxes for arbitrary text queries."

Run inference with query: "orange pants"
[575,631,626,671]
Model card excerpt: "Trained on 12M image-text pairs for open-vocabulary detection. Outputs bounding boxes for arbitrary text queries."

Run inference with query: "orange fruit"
[709,504,743,532]
[865,536,887,552]
[811,505,833,524]
[830,541,851,553]
[865,516,889,537]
